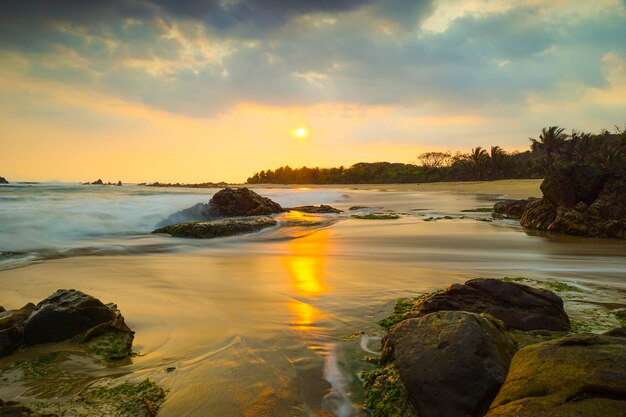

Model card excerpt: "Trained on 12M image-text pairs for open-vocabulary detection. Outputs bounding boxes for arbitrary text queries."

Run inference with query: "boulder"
[153,217,277,238]
[116,181,122,186]
[90,179,104,185]
[493,198,536,218]
[23,289,118,346]
[486,333,626,417]
[520,166,625,239]
[209,187,283,217]
[158,188,283,227]
[410,278,571,331]
[287,205,341,214]
[382,311,517,417]
[0,177,8,184]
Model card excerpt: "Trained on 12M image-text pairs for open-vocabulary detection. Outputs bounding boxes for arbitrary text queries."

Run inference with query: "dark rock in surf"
[0,177,8,184]
[158,187,283,227]
[519,165,626,239]
[0,290,133,361]
[116,181,122,186]
[485,333,626,417]
[23,289,121,346]
[410,278,571,331]
[209,187,282,217]
[493,198,536,218]
[91,179,104,185]
[382,311,517,417]
[287,205,341,214]
[153,217,277,239]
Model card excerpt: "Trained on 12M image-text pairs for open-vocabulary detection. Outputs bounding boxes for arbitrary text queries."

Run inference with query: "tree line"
[246,126,626,184]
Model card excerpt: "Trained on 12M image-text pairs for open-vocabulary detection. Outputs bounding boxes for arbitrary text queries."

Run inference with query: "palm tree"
[488,146,507,178]
[529,126,569,174]
[468,147,489,180]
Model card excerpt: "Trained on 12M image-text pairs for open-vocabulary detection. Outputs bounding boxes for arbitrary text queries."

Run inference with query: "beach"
[0,180,624,416]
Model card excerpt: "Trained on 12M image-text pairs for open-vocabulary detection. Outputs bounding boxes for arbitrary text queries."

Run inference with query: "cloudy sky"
[1,0,625,182]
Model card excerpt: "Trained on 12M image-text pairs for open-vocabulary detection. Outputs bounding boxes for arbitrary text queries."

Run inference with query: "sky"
[1,0,625,183]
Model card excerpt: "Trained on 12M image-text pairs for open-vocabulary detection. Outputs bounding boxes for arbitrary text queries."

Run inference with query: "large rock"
[520,166,626,239]
[382,311,517,417]
[158,187,283,227]
[493,198,536,218]
[411,278,571,331]
[0,177,8,184]
[486,332,626,417]
[23,290,118,346]
[209,187,282,216]
[153,217,277,238]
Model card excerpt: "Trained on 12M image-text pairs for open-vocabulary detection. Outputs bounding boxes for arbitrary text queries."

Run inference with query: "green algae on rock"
[361,364,416,417]
[351,213,400,220]
[153,216,277,238]
[28,379,167,417]
[485,333,626,417]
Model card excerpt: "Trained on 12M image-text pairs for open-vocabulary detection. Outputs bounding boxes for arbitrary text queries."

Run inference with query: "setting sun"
[291,126,309,139]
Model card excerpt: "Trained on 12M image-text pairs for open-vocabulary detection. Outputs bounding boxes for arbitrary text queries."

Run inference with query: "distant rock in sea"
[286,205,342,213]
[153,217,278,238]
[0,177,8,184]
[82,179,123,186]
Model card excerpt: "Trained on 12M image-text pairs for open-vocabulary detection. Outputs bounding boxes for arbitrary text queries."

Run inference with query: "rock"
[0,327,23,358]
[520,166,626,239]
[410,278,571,331]
[0,177,8,184]
[158,187,283,227]
[209,187,282,217]
[153,217,277,238]
[493,198,536,218]
[382,311,517,417]
[90,179,103,185]
[287,205,341,213]
[0,304,35,331]
[23,289,118,346]
[486,333,626,417]
[116,181,122,186]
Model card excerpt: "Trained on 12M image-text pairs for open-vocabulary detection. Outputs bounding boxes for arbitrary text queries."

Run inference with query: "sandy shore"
[245,179,543,200]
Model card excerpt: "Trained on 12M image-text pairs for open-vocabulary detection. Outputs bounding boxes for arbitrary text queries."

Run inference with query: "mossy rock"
[361,364,416,417]
[486,333,626,417]
[153,216,277,238]
[351,213,400,220]
[29,379,167,417]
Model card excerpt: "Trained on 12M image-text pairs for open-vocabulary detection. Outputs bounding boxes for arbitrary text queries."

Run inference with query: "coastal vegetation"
[247,126,625,184]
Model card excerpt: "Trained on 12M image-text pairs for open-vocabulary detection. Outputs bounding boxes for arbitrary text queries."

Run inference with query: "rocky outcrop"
[209,187,283,216]
[158,187,283,227]
[486,332,626,417]
[410,278,571,331]
[153,217,277,238]
[287,205,341,213]
[0,290,133,360]
[0,177,8,184]
[519,166,626,239]
[493,198,536,218]
[382,311,517,417]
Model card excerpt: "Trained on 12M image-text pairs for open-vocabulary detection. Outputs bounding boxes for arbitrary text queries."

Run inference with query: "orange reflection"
[284,230,330,330]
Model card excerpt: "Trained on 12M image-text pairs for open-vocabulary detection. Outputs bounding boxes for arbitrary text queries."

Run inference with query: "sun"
[290,126,310,139]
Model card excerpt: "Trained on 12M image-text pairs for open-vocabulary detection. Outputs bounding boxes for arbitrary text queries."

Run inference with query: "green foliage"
[247,127,626,184]
[361,365,416,417]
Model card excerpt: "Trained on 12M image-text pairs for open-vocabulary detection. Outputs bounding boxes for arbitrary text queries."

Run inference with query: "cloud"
[0,0,625,121]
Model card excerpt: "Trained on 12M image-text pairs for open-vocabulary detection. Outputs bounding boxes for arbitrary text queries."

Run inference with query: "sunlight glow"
[290,126,310,140]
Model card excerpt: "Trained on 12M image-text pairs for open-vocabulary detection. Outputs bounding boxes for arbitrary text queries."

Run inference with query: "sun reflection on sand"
[283,230,330,332]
